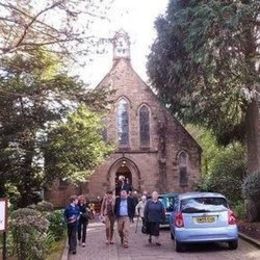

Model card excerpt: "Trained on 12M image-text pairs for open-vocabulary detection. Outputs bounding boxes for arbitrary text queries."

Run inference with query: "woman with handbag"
[77,195,90,247]
[144,191,165,246]
[100,191,115,245]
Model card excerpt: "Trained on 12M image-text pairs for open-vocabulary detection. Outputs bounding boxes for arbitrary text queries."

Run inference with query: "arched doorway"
[108,157,141,193]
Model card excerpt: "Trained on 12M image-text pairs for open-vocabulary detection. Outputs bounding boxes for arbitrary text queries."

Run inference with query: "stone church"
[45,31,202,207]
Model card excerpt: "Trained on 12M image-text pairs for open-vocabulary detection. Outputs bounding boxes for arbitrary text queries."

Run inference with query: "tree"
[0,49,110,207]
[43,105,114,184]
[147,0,260,172]
[187,125,246,203]
[0,0,113,59]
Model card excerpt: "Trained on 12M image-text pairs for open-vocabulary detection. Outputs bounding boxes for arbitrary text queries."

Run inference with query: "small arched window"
[178,151,188,187]
[117,98,129,146]
[139,105,150,147]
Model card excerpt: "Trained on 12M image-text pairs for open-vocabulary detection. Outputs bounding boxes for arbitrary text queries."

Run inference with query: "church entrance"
[115,161,132,196]
[108,157,141,194]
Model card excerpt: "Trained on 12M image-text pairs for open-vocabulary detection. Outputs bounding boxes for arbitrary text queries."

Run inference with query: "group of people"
[64,179,165,255]
[100,188,165,248]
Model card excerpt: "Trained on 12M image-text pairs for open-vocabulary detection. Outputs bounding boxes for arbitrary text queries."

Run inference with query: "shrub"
[47,210,66,241]
[36,201,54,212]
[199,144,246,203]
[233,200,246,220]
[11,208,49,260]
[242,171,260,200]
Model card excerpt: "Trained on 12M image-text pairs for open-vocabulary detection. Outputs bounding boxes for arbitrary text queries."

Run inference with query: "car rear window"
[181,197,229,213]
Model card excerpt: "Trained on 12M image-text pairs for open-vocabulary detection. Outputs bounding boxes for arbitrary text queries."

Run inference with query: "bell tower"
[112,30,131,61]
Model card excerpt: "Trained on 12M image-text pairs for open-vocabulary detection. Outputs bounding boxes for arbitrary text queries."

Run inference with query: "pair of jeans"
[67,222,77,252]
[78,218,88,243]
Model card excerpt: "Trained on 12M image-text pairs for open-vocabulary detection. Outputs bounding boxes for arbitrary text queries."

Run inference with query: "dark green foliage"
[0,49,112,207]
[147,0,260,145]
[233,200,246,220]
[199,143,246,203]
[47,210,66,241]
[44,105,114,184]
[188,125,246,203]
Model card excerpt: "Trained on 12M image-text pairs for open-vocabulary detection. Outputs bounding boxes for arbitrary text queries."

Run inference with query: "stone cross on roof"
[112,30,131,61]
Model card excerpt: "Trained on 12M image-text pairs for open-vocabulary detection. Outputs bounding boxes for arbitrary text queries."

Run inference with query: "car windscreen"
[180,197,229,213]
[159,196,175,211]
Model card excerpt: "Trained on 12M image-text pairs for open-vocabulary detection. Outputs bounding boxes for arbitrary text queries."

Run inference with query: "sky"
[76,0,169,87]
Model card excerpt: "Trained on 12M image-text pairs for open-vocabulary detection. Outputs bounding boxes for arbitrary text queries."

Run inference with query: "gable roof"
[94,58,202,152]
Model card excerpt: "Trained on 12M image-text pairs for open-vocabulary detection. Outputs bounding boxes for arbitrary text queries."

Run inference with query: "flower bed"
[238,221,260,241]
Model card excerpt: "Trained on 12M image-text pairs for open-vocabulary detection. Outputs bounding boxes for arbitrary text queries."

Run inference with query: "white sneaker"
[82,243,86,247]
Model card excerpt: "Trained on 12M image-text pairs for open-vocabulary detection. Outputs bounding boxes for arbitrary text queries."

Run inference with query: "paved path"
[68,221,260,260]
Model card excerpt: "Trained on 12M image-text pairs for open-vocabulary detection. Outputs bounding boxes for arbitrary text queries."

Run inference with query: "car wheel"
[175,240,185,252]
[171,232,175,240]
[228,240,238,250]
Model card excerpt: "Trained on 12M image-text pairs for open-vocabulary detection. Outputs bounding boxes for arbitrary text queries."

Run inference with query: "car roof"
[178,192,226,200]
[159,192,179,197]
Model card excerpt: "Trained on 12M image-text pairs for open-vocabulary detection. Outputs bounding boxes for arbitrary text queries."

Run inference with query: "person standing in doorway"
[64,195,80,255]
[114,190,135,248]
[100,191,115,245]
[77,195,90,247]
[144,191,165,246]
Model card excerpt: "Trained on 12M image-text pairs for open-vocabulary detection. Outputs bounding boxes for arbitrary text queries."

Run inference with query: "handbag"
[99,214,105,224]
[141,220,149,234]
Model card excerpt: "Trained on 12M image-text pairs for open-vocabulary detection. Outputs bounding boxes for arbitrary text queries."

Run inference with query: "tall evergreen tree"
[148,0,260,172]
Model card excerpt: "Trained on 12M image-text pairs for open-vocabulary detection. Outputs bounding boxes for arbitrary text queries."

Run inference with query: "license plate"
[194,216,215,224]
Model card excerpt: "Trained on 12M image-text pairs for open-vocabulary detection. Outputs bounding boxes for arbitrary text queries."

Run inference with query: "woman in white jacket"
[135,195,147,225]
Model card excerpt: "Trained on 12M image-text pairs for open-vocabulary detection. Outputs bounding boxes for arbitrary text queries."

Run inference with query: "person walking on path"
[114,190,135,248]
[135,195,147,225]
[100,190,115,245]
[144,191,165,246]
[77,195,90,247]
[64,195,80,255]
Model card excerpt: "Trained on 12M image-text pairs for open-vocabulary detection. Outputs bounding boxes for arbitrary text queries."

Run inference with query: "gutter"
[239,232,260,248]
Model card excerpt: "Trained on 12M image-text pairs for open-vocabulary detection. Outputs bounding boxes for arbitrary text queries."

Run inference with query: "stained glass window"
[178,151,188,186]
[117,98,129,146]
[139,105,150,147]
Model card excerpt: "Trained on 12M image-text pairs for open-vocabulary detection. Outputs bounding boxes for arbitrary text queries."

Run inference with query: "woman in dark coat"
[77,195,90,247]
[144,191,165,246]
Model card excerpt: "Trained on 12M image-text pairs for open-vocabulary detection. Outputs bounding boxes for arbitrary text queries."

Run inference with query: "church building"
[45,31,202,207]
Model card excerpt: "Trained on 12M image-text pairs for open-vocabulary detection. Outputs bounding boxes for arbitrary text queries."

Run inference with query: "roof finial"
[112,30,131,61]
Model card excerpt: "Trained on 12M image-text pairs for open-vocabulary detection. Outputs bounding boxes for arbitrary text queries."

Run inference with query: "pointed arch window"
[139,105,150,147]
[117,98,129,146]
[178,151,188,187]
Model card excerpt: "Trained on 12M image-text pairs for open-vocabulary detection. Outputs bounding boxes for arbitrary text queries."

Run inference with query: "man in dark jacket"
[64,195,80,254]
[114,190,135,248]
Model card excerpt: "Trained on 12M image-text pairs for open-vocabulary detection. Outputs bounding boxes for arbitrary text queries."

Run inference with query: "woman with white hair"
[144,191,165,246]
